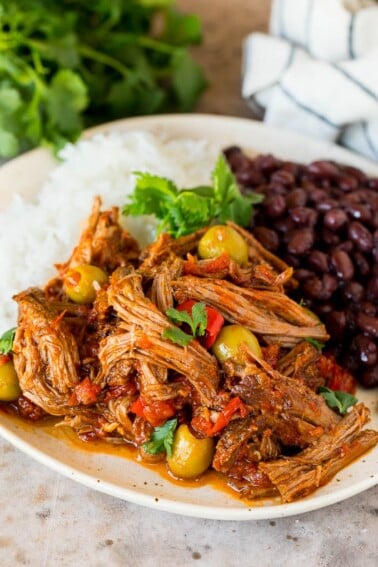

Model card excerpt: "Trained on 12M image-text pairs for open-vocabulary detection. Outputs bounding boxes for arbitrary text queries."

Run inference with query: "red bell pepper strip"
[192,397,248,437]
[176,299,224,349]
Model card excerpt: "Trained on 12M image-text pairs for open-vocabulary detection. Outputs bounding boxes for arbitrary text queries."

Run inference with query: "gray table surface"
[0,437,377,567]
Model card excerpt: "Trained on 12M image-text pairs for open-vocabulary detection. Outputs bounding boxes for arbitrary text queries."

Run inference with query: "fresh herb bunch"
[0,0,206,157]
[123,155,264,237]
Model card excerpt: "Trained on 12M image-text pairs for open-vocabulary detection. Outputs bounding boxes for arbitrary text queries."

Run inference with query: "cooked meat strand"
[150,257,182,312]
[101,270,219,405]
[227,221,296,288]
[56,197,140,276]
[277,341,325,391]
[172,276,328,346]
[260,404,378,502]
[100,329,218,406]
[213,417,259,473]
[12,288,81,415]
[225,352,339,429]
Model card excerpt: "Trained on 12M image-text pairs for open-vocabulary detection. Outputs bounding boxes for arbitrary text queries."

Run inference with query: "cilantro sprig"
[142,418,178,456]
[319,387,358,415]
[0,1,206,157]
[0,328,16,355]
[123,155,264,237]
[162,302,207,346]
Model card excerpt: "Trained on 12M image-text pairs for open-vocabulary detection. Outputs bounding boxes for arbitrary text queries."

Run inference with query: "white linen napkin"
[242,0,378,161]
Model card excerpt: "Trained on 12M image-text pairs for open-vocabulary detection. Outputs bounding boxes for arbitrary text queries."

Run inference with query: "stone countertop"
[0,2,377,566]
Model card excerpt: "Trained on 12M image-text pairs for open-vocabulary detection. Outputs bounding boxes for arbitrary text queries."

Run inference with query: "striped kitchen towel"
[242,0,378,161]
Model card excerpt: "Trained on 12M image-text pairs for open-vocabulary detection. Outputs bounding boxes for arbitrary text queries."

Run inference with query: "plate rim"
[0,113,377,520]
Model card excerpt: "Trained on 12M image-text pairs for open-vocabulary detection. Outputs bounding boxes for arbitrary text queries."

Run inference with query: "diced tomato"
[0,354,11,365]
[317,354,356,394]
[176,299,224,349]
[130,396,175,427]
[69,377,101,406]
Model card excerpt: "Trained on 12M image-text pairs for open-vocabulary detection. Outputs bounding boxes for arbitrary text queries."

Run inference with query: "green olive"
[198,225,249,266]
[63,264,108,304]
[212,325,262,363]
[0,359,21,401]
[167,424,214,479]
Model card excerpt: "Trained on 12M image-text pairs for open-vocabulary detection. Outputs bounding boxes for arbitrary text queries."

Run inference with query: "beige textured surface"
[178,0,272,116]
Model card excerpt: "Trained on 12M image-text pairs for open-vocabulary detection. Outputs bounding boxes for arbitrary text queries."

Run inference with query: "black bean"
[360,367,378,389]
[342,165,367,185]
[356,313,378,337]
[289,206,318,226]
[308,250,329,273]
[367,178,378,191]
[323,208,348,230]
[317,199,339,213]
[346,204,372,223]
[335,240,354,253]
[348,221,373,252]
[271,169,295,186]
[322,228,340,246]
[274,217,295,233]
[330,250,354,280]
[267,182,287,195]
[295,269,314,281]
[325,311,347,341]
[352,335,377,367]
[367,276,378,301]
[353,251,370,276]
[343,281,365,303]
[252,227,279,251]
[307,188,328,203]
[287,228,315,255]
[321,274,338,299]
[302,277,323,299]
[286,188,307,208]
[338,175,358,192]
[308,160,340,179]
[360,302,377,317]
[264,194,286,218]
[255,154,282,175]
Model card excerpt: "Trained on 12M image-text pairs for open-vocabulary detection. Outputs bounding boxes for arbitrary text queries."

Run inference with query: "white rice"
[0,130,219,332]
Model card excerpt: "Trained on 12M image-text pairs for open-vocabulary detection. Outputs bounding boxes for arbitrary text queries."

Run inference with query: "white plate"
[0,114,377,520]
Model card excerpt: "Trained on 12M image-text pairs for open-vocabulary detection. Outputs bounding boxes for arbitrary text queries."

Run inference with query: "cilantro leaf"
[0,328,16,355]
[163,303,207,345]
[191,302,207,336]
[319,387,358,415]
[304,337,325,351]
[162,326,193,347]
[0,2,206,157]
[142,418,178,456]
[123,154,263,237]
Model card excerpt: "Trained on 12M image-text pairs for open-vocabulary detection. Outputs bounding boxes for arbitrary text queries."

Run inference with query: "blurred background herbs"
[0,0,206,157]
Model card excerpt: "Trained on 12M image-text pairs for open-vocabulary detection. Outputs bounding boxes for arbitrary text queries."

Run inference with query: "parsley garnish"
[0,328,16,355]
[162,302,207,346]
[319,387,358,415]
[143,418,178,457]
[304,337,325,351]
[123,155,264,237]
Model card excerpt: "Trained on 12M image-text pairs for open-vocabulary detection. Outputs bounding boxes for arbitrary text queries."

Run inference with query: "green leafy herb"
[162,326,193,347]
[0,327,16,355]
[304,337,325,351]
[123,155,264,236]
[142,418,178,456]
[0,1,206,157]
[163,302,207,346]
[319,387,358,415]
